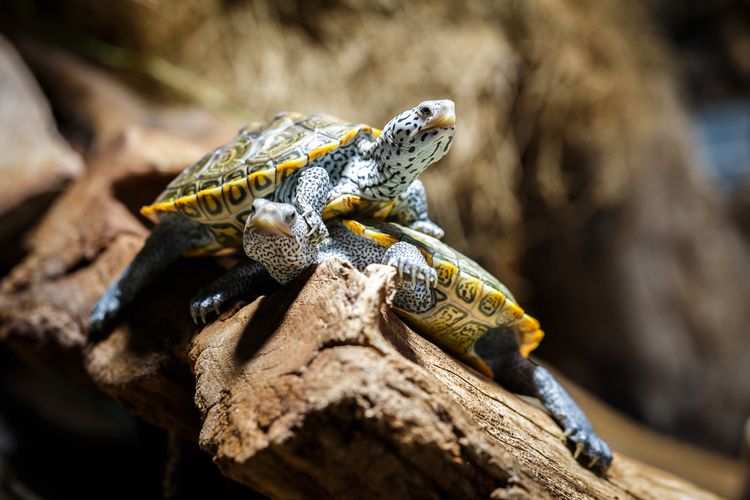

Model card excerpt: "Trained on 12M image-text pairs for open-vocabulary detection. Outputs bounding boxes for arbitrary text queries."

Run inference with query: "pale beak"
[422,100,456,131]
[246,206,294,238]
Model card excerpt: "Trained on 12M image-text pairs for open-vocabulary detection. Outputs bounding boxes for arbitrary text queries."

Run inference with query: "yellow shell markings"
[321,196,397,224]
[341,219,544,376]
[140,112,381,254]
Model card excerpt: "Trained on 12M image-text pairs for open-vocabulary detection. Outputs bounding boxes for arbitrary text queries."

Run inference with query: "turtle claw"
[301,210,328,246]
[419,267,437,290]
[573,442,584,460]
[415,268,437,290]
[190,291,228,326]
[385,255,436,290]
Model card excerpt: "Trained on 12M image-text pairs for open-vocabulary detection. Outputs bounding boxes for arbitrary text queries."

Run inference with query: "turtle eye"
[419,105,432,117]
[284,210,297,223]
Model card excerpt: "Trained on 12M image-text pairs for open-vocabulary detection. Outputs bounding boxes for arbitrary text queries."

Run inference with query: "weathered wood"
[189,259,721,498]
[0,35,83,218]
[0,41,735,498]
[0,33,83,274]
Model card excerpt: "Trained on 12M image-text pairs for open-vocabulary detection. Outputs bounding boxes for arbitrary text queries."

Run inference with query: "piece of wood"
[0,35,83,219]
[189,259,719,498]
[0,41,732,498]
[0,39,236,433]
[0,33,83,274]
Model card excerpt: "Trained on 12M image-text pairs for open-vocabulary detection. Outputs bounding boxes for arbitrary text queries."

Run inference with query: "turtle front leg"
[90,215,212,333]
[293,166,331,245]
[381,241,435,314]
[474,332,613,475]
[190,259,277,324]
[383,241,436,290]
[390,180,445,240]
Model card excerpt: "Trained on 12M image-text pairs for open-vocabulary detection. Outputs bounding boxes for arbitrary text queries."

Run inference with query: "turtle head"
[377,99,456,175]
[243,199,317,284]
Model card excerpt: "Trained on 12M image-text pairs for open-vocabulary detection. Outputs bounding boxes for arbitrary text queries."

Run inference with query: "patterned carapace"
[141,112,383,254]
[340,220,544,376]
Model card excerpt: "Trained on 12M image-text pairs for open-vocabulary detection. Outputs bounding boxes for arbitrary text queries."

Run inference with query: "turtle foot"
[384,248,436,289]
[190,291,226,325]
[301,210,329,246]
[561,425,613,475]
[409,220,445,240]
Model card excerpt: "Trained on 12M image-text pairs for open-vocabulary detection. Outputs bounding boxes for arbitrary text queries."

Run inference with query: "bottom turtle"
[227,198,613,474]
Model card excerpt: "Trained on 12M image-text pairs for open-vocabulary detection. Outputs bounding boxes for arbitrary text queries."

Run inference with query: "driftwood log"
[0,40,738,498]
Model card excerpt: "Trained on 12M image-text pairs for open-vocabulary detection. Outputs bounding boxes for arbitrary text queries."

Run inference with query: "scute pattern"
[140,112,380,254]
[341,219,544,375]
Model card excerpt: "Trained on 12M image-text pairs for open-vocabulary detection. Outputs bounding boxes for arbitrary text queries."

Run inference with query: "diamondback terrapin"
[239,198,613,474]
[91,100,456,331]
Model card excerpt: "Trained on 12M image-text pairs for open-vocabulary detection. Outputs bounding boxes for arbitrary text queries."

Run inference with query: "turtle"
[236,198,613,474]
[91,100,456,332]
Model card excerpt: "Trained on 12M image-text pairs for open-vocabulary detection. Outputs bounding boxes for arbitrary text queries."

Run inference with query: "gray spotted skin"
[243,201,319,285]
[328,100,456,202]
[274,142,360,204]
[243,200,436,316]
[321,227,436,313]
[391,180,445,239]
[190,259,276,324]
[290,166,331,245]
[243,203,386,285]
[356,106,455,199]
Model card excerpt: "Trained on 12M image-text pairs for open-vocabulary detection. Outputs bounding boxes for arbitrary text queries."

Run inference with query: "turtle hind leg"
[474,330,613,475]
[189,259,277,324]
[90,214,212,334]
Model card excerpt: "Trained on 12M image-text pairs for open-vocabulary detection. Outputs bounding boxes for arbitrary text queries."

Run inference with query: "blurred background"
[0,0,749,497]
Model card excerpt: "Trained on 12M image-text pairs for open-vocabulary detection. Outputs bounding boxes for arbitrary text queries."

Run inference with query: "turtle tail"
[514,314,545,358]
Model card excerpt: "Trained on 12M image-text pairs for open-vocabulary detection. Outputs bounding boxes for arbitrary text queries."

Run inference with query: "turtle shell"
[341,219,544,378]
[141,112,381,255]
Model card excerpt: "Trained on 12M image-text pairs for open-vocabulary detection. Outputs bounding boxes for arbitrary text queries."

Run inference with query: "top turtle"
[91,100,456,331]
[140,102,455,254]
